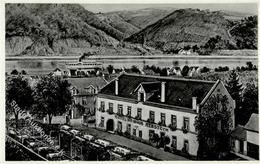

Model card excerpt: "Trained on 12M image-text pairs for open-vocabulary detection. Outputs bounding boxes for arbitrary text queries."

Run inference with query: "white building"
[96,73,235,157]
[231,113,259,160]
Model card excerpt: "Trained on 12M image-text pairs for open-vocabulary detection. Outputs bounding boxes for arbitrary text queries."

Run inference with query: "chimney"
[115,78,118,95]
[161,82,166,103]
[192,97,197,110]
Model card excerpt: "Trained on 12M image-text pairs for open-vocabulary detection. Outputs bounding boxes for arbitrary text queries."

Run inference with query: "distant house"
[170,67,181,76]
[53,68,63,76]
[188,67,199,77]
[67,77,107,125]
[178,49,192,55]
[231,113,259,160]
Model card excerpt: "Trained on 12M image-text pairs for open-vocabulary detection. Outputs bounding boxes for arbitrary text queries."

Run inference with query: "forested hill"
[124,8,257,52]
[6,4,125,56]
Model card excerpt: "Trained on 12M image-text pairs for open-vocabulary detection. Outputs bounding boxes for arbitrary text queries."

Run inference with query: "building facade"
[67,77,107,125]
[231,113,259,160]
[96,73,235,157]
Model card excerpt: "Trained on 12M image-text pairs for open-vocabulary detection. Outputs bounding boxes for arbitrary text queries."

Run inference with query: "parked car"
[136,155,154,161]
[83,134,94,141]
[60,125,71,131]
[113,146,131,156]
[69,129,80,136]
[94,139,111,147]
[24,138,37,148]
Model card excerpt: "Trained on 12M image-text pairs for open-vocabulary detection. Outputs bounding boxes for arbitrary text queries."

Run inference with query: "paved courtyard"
[75,126,189,160]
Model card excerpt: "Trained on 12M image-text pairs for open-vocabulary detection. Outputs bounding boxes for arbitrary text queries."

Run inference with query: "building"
[53,68,63,76]
[67,77,107,125]
[96,73,235,157]
[66,61,102,77]
[231,113,259,160]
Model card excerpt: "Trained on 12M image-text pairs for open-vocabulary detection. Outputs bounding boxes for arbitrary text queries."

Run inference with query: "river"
[5,55,258,75]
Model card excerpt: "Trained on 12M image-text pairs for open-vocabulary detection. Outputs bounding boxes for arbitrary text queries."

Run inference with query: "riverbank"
[5,55,258,61]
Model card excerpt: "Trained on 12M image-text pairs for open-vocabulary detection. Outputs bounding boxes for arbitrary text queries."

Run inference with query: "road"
[75,126,189,161]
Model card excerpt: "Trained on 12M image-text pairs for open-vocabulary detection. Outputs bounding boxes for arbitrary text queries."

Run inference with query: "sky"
[81,3,257,14]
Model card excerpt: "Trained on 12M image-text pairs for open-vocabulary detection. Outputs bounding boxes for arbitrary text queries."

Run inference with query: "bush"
[107,65,114,74]
[181,65,190,77]
[11,69,19,75]
[200,67,210,73]
[131,65,140,74]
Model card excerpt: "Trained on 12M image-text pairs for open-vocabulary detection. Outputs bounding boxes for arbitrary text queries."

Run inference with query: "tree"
[131,65,140,74]
[240,83,258,125]
[195,94,233,160]
[33,75,72,124]
[181,65,190,77]
[21,70,27,75]
[107,65,114,74]
[10,69,19,75]
[225,70,243,125]
[160,68,168,76]
[246,61,253,70]
[6,76,33,128]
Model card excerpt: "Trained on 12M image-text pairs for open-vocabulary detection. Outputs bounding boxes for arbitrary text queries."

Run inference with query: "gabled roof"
[134,81,161,93]
[67,77,107,95]
[245,113,259,133]
[54,68,61,72]
[100,73,216,108]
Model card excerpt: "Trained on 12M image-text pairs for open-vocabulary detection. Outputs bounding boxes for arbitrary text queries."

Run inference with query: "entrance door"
[239,140,244,153]
[106,119,114,131]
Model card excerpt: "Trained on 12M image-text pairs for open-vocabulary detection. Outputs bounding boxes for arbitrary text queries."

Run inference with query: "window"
[140,92,144,101]
[149,111,155,123]
[184,140,189,153]
[100,117,104,127]
[149,130,154,141]
[137,108,142,119]
[160,113,166,126]
[127,106,131,117]
[118,104,123,115]
[139,130,142,138]
[183,117,189,131]
[117,121,122,132]
[172,136,177,150]
[127,124,131,133]
[72,89,77,95]
[217,120,221,132]
[100,101,105,111]
[109,103,113,112]
[171,115,177,126]
[82,98,87,105]
[133,129,136,136]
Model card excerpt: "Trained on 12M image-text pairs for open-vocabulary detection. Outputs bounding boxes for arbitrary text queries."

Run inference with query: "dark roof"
[67,77,107,95]
[100,73,215,108]
[231,125,246,141]
[54,68,61,71]
[244,113,259,132]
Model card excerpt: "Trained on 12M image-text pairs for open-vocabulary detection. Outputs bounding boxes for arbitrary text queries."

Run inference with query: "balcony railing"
[168,124,177,131]
[147,118,155,123]
[158,121,166,127]
[106,109,114,115]
[135,115,141,120]
[99,107,105,113]
[182,126,189,133]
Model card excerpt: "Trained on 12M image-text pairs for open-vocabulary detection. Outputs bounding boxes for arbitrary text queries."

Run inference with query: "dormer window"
[139,92,145,102]
[72,88,77,95]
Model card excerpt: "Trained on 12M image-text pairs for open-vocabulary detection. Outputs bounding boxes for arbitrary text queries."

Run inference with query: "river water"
[5,56,258,75]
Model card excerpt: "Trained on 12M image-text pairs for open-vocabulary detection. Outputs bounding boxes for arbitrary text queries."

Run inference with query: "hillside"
[124,8,237,51]
[96,13,140,38]
[108,8,174,29]
[5,4,134,56]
